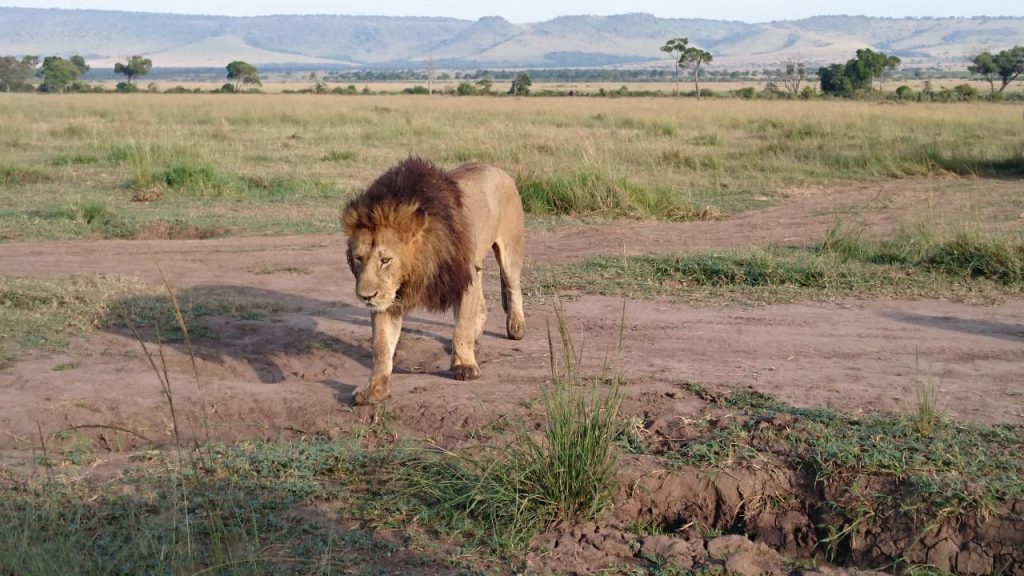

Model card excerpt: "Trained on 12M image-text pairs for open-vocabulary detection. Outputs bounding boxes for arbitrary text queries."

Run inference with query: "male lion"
[341,157,526,405]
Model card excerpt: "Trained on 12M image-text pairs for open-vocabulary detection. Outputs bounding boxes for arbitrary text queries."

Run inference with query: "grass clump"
[518,170,711,221]
[160,160,236,196]
[673,390,1024,520]
[0,439,422,576]
[393,304,623,553]
[0,276,144,364]
[0,163,51,185]
[0,278,286,364]
[534,225,1024,303]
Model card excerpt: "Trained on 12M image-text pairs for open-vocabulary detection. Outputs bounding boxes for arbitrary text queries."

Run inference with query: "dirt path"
[1,177,1023,451]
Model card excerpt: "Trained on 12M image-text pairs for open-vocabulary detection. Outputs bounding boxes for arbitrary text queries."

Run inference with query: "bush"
[401,85,429,94]
[734,86,757,99]
[455,82,478,96]
[895,85,915,100]
[115,82,138,93]
[953,83,979,101]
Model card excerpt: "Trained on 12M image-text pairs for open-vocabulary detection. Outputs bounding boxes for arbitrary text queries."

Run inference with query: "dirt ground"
[1,177,1023,573]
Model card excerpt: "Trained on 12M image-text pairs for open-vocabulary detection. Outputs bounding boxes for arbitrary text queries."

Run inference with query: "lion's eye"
[380,257,392,265]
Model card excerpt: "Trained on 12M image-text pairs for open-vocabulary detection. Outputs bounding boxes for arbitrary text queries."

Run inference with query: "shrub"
[455,82,478,95]
[734,86,756,99]
[895,85,915,100]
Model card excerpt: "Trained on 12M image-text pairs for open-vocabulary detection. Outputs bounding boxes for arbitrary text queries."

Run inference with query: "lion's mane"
[342,157,474,312]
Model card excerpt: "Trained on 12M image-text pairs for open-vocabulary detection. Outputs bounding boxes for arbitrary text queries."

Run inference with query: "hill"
[1,7,1021,69]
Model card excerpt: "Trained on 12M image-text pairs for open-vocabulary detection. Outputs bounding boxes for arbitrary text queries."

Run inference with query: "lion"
[341,157,526,405]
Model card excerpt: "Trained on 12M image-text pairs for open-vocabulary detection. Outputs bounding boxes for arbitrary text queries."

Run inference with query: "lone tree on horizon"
[509,73,531,96]
[782,58,807,95]
[660,37,688,96]
[226,60,261,91]
[968,46,1024,94]
[680,46,713,99]
[114,55,152,86]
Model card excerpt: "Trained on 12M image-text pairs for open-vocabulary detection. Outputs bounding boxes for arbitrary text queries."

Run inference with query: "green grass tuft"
[392,304,623,553]
[0,278,287,365]
[161,161,235,195]
[0,164,51,185]
[673,390,1024,520]
[0,439,419,576]
[518,170,709,221]
[534,225,1024,303]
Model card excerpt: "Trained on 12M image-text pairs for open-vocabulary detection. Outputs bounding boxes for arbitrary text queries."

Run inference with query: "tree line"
[0,55,262,93]
[1,44,1022,97]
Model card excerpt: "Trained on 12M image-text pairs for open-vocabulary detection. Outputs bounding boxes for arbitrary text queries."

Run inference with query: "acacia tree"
[114,55,152,85]
[880,55,901,91]
[0,55,38,92]
[509,73,531,96]
[847,48,887,91]
[475,77,493,94]
[967,47,1024,94]
[660,37,688,96]
[969,51,1000,94]
[782,58,806,95]
[226,61,261,91]
[817,63,854,96]
[817,48,898,97]
[38,55,89,93]
[681,46,713,99]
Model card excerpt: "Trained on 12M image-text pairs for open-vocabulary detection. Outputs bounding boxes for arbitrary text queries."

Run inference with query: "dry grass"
[1,94,1022,240]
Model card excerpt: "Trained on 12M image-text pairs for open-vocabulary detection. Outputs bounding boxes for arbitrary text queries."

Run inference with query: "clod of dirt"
[528,522,641,574]
[708,534,787,576]
[639,535,706,568]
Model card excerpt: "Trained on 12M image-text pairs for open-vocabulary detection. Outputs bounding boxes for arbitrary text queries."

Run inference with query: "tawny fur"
[342,157,526,405]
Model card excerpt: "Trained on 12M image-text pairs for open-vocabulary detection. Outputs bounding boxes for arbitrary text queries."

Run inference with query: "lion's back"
[448,163,524,263]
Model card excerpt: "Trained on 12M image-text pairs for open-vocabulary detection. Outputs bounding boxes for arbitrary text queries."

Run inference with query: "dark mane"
[343,157,474,312]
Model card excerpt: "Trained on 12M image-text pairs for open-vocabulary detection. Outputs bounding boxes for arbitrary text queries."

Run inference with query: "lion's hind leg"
[452,270,485,381]
[492,239,525,341]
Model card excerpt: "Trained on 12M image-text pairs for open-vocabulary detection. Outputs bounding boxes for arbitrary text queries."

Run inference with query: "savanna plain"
[1,92,1023,575]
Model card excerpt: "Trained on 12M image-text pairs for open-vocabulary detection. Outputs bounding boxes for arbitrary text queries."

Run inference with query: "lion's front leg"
[451,269,485,381]
[354,308,403,405]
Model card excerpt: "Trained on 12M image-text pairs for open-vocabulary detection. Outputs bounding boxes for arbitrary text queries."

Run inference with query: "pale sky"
[3,0,1021,23]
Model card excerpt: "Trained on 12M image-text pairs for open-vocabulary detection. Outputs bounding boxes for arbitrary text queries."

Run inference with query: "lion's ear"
[395,204,428,239]
[341,206,359,234]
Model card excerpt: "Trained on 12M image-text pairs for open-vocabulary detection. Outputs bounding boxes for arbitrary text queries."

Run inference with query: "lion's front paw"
[506,315,525,341]
[452,364,480,381]
[353,378,390,405]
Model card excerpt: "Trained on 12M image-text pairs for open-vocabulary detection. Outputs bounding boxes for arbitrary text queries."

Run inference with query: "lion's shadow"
[103,285,501,402]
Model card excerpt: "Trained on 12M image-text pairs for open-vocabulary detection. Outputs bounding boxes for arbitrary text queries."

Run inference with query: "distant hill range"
[1,7,1022,70]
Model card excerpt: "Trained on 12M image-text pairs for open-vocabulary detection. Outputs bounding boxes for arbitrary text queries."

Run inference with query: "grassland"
[1,94,1022,241]
[3,91,1024,574]
[533,224,1024,304]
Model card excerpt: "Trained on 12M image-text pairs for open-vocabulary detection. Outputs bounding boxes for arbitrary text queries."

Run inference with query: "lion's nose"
[359,291,378,302]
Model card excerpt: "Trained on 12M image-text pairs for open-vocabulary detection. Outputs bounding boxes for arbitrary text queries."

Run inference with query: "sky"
[3,0,1021,23]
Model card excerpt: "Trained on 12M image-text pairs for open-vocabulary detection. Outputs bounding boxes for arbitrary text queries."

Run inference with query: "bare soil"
[1,177,1023,574]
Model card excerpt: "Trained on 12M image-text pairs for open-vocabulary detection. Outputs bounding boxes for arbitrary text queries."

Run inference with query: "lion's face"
[346,227,410,312]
